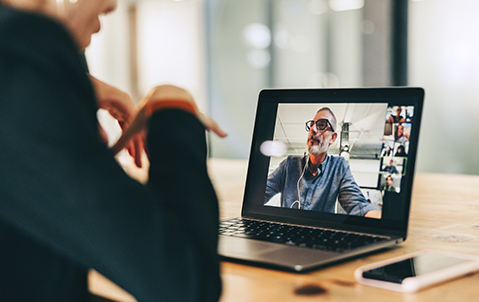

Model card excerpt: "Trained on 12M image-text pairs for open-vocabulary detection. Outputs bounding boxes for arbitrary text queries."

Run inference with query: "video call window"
[380,157,406,176]
[261,103,416,220]
[379,174,401,194]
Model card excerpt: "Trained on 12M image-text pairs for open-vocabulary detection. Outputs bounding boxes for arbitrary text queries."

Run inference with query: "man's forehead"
[313,110,332,121]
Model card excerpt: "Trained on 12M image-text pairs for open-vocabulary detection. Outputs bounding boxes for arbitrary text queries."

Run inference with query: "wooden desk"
[90,158,479,302]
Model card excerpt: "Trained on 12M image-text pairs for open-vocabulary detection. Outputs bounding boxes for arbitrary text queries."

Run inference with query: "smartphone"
[354,250,479,293]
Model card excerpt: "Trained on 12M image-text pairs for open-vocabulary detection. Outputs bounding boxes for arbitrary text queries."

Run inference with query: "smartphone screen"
[362,253,470,284]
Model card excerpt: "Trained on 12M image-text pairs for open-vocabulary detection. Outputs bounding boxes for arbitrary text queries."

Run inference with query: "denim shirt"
[264,155,380,216]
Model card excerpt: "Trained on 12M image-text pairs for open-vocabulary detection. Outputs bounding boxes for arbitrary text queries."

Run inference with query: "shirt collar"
[304,154,330,179]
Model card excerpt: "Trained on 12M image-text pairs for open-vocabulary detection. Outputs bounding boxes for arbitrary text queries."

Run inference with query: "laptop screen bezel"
[241,87,424,238]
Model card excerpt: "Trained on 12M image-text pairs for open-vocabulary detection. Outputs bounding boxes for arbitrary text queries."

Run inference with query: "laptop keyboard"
[219,218,388,253]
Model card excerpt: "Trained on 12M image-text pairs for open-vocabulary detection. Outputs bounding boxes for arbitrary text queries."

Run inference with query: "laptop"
[218,87,424,272]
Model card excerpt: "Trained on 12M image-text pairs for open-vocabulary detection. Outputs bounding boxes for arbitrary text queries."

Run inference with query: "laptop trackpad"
[219,236,336,269]
[219,236,283,258]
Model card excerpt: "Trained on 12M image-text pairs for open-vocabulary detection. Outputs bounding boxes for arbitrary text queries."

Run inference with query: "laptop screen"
[242,88,424,236]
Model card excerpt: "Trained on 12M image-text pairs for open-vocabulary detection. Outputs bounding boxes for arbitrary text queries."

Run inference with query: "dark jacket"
[0,4,221,301]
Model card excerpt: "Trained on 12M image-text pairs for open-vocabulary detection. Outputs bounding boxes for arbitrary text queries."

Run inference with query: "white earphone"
[291,156,308,209]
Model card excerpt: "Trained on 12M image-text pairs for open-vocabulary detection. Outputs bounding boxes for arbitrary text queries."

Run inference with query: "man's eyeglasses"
[305,119,335,132]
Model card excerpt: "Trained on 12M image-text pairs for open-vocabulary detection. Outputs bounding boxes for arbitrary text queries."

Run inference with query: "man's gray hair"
[317,107,337,132]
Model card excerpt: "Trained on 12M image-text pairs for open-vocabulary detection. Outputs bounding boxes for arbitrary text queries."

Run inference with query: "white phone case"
[354,250,479,293]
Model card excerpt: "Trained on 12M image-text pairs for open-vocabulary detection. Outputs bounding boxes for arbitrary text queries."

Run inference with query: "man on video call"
[264,107,381,218]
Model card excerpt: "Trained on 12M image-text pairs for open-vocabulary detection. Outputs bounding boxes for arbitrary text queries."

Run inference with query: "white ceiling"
[273,103,389,156]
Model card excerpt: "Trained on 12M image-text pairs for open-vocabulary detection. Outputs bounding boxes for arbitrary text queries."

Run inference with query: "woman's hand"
[111,85,227,155]
[90,75,144,168]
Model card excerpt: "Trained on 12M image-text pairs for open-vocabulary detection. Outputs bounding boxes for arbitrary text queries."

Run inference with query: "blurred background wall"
[408,0,479,174]
[85,0,479,175]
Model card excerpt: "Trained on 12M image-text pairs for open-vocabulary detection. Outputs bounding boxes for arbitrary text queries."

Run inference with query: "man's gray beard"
[308,145,322,156]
